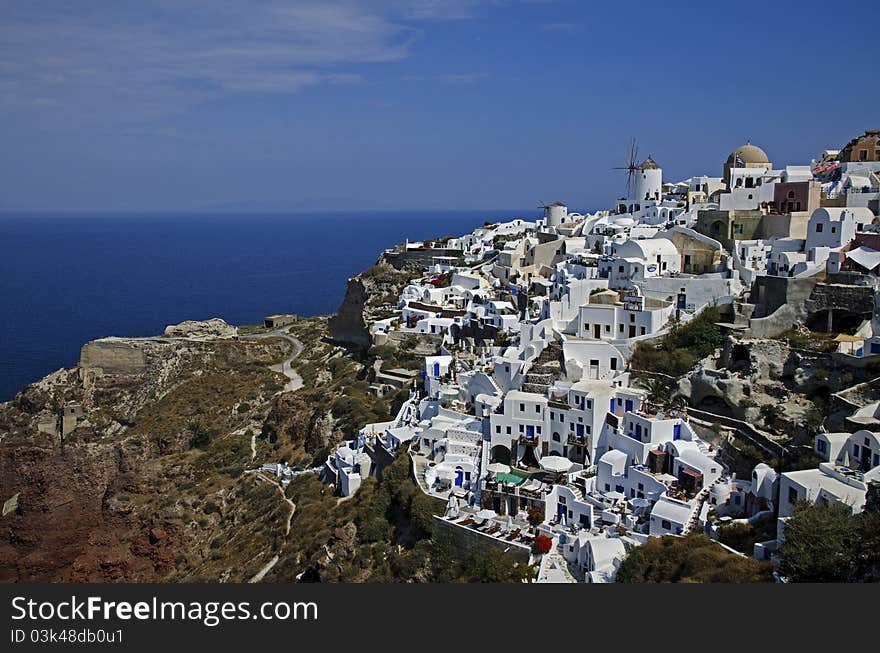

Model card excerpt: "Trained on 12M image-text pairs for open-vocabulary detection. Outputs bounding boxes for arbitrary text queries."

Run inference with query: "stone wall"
[750,274,819,319]
[746,304,798,338]
[432,516,532,564]
[804,283,874,317]
[382,247,463,271]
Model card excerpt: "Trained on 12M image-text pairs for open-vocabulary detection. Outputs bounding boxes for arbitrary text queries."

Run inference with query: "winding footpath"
[244,328,304,394]
[242,327,307,582]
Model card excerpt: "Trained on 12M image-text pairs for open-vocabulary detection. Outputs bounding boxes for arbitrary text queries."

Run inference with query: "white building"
[577,289,673,341]
[804,207,870,273]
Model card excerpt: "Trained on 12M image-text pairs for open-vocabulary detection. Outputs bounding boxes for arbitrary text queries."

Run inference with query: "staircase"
[537,545,578,583]
[566,483,585,502]
[731,301,755,327]
[522,341,564,395]
[681,480,718,535]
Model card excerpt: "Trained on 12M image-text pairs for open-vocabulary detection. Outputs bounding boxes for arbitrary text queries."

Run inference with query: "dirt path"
[243,329,304,393]
[248,554,279,583]
[256,472,296,537]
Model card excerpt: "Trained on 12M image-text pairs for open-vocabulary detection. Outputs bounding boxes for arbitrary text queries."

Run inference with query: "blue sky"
[1,0,877,213]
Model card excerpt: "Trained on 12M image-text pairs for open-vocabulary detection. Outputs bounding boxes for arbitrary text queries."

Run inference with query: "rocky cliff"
[0,319,297,582]
[328,262,419,349]
[328,276,371,349]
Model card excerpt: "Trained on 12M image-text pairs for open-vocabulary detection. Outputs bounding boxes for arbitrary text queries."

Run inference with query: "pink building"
[772,180,820,214]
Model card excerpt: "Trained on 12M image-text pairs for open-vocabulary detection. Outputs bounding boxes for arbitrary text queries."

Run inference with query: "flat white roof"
[784,468,866,508]
[651,497,694,524]
[506,389,547,402]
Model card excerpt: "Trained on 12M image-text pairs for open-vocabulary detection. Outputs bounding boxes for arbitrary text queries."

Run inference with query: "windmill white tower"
[633,155,662,206]
[613,139,663,213]
[541,201,568,228]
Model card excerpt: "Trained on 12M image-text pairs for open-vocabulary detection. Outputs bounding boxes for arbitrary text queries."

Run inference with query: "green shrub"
[617,533,773,583]
[631,307,723,377]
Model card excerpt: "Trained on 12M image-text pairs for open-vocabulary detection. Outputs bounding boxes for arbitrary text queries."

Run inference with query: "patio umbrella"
[475,508,498,520]
[487,462,511,475]
[539,456,574,474]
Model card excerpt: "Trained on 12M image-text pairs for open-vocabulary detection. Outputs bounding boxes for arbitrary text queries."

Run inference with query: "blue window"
[817,439,827,453]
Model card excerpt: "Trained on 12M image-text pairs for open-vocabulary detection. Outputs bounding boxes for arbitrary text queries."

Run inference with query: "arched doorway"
[490,445,511,465]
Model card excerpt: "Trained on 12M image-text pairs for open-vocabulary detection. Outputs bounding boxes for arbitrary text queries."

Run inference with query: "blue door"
[433,362,440,376]
[673,424,681,440]
[625,399,633,413]
[454,470,464,487]
[526,425,535,438]
[610,399,615,413]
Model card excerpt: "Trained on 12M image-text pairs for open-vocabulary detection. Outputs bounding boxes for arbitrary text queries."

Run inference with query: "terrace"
[567,433,588,447]
[445,508,536,551]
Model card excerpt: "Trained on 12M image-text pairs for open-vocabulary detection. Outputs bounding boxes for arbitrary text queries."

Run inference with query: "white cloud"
[0,0,557,127]
[0,1,476,122]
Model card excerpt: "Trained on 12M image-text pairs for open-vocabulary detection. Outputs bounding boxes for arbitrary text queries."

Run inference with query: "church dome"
[723,142,771,184]
[726,143,769,167]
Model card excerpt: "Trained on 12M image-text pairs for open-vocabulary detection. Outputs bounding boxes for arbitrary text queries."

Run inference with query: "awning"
[539,455,574,473]
[846,246,880,272]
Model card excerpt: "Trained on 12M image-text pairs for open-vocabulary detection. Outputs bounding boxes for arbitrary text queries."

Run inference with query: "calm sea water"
[0,211,520,400]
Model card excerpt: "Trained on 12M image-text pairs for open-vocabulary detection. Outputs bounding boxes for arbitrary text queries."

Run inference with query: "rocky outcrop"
[329,263,417,349]
[297,521,361,582]
[678,336,864,440]
[80,339,148,374]
[329,276,371,348]
[164,318,238,339]
[79,337,202,419]
[261,392,334,454]
[0,319,296,582]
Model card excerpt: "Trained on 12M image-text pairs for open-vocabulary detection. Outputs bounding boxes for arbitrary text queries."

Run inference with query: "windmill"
[537,200,548,219]
[613,137,640,201]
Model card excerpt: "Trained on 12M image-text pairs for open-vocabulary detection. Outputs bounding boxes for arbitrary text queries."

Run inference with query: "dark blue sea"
[0,211,520,400]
